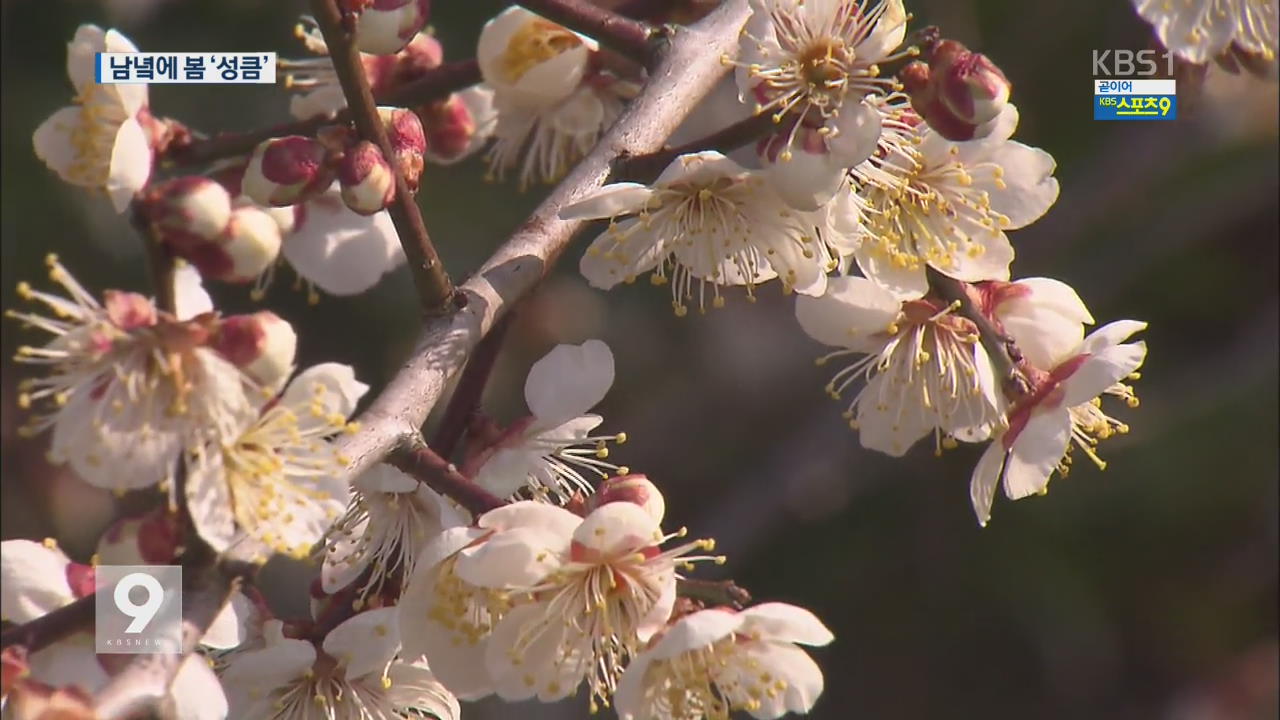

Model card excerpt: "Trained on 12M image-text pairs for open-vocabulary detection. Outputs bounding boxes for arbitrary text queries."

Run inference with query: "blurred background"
[2,1,1276,718]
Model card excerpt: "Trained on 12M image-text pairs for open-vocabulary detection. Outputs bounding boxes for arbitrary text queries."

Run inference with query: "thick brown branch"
[160,59,481,168]
[310,0,455,315]
[0,594,96,653]
[333,0,751,479]
[132,204,176,314]
[613,111,777,181]
[430,310,516,461]
[389,440,506,516]
[676,577,752,609]
[519,0,661,64]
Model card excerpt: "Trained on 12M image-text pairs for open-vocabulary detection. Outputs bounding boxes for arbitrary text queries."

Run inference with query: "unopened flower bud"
[234,194,299,235]
[338,141,396,215]
[97,508,182,565]
[587,474,665,524]
[377,106,427,192]
[142,176,232,241]
[212,310,298,390]
[243,135,335,207]
[1,647,30,697]
[378,32,443,93]
[420,94,477,162]
[935,44,1010,126]
[354,0,432,55]
[181,206,282,283]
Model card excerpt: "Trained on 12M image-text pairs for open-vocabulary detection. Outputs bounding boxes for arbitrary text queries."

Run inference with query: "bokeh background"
[2,1,1276,719]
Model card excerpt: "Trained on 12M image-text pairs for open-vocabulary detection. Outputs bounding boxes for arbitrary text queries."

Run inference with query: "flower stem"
[431,309,516,461]
[926,269,1031,399]
[389,438,506,517]
[519,0,662,64]
[309,0,457,316]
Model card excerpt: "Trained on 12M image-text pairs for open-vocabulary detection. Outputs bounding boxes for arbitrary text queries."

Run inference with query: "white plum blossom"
[274,185,406,300]
[982,276,1096,370]
[564,152,845,314]
[478,7,634,187]
[479,499,721,711]
[466,340,629,502]
[8,256,256,493]
[846,102,1060,299]
[219,608,459,720]
[1132,0,1277,66]
[398,502,583,700]
[969,321,1147,526]
[615,603,834,720]
[735,0,910,207]
[33,25,152,212]
[0,539,233,719]
[796,276,1002,456]
[321,463,466,601]
[184,363,368,560]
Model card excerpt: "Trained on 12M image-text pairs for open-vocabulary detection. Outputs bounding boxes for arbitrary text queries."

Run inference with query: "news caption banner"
[95,52,277,84]
[94,565,183,654]
[1094,79,1177,121]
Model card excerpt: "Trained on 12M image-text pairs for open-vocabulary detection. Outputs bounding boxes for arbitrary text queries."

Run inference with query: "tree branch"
[160,59,481,169]
[310,0,455,315]
[133,204,177,314]
[430,309,515,461]
[613,111,776,181]
[926,269,1030,398]
[388,439,506,516]
[519,0,661,64]
[0,594,96,654]
[332,0,751,479]
[676,577,752,609]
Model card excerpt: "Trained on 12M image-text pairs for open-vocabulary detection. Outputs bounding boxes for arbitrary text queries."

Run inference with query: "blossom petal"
[385,660,462,720]
[172,264,214,322]
[826,99,883,168]
[937,231,1014,283]
[32,107,82,181]
[559,183,654,220]
[794,275,899,352]
[969,440,1006,526]
[856,377,936,457]
[1078,320,1149,356]
[524,340,614,428]
[353,463,418,494]
[977,141,1060,230]
[647,608,743,661]
[220,633,315,701]
[106,117,153,212]
[740,603,834,646]
[170,654,228,720]
[280,362,369,422]
[1004,407,1070,500]
[201,591,253,650]
[484,603,585,701]
[855,0,908,60]
[323,607,400,681]
[455,525,570,587]
[572,501,659,555]
[185,453,238,553]
[398,558,495,700]
[764,149,847,211]
[67,25,107,92]
[998,277,1094,369]
[851,240,929,300]
[1061,341,1148,409]
[1,540,73,623]
[284,191,403,295]
[28,640,108,693]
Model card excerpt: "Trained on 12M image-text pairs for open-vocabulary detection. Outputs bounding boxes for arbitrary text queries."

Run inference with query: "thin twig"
[519,0,661,64]
[133,204,176,314]
[613,111,777,181]
[0,594,96,653]
[389,439,505,516]
[927,269,1029,397]
[430,310,516,461]
[160,59,481,169]
[310,0,456,315]
[676,577,752,609]
[332,0,752,479]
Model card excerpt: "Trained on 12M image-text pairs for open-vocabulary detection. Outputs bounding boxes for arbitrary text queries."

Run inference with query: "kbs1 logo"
[1091,50,1177,121]
[94,565,183,654]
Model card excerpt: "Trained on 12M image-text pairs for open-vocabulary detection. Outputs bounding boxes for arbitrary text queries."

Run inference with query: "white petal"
[67,25,107,92]
[559,183,654,220]
[454,525,570,587]
[1061,341,1148,409]
[579,219,668,290]
[855,0,908,60]
[997,277,1094,368]
[28,640,108,693]
[323,607,400,681]
[185,454,238,553]
[106,117,153,212]
[826,100,883,168]
[280,362,369,420]
[32,107,82,181]
[284,191,402,295]
[613,647,657,720]
[764,149,847,211]
[353,463,418,494]
[937,231,1014,283]
[739,603,834,646]
[855,377,936,457]
[289,85,348,120]
[200,591,254,651]
[472,447,545,499]
[794,275,900,352]
[977,142,1060,230]
[484,603,585,701]
[738,643,825,718]
[172,264,213,321]
[1004,407,1071,500]
[851,240,929,300]
[385,661,462,720]
[1078,320,1149,356]
[398,559,495,700]
[646,609,743,661]
[524,340,614,428]
[171,655,228,720]
[220,636,315,696]
[969,440,1006,526]
[572,500,659,554]
[1,540,73,623]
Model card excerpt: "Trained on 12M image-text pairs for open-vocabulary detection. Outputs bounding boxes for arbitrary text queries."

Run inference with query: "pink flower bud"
[142,176,233,241]
[182,206,282,283]
[377,106,427,192]
[586,474,665,524]
[212,310,298,390]
[354,0,431,55]
[338,141,396,215]
[97,508,183,565]
[243,135,335,207]
[936,46,1010,126]
[420,94,476,162]
[1,647,29,697]
[103,290,158,331]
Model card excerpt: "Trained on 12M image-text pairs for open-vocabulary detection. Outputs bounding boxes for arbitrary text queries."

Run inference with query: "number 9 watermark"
[95,565,182,654]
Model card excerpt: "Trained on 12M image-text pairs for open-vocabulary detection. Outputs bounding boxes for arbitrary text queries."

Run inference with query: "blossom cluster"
[10,0,1257,716]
